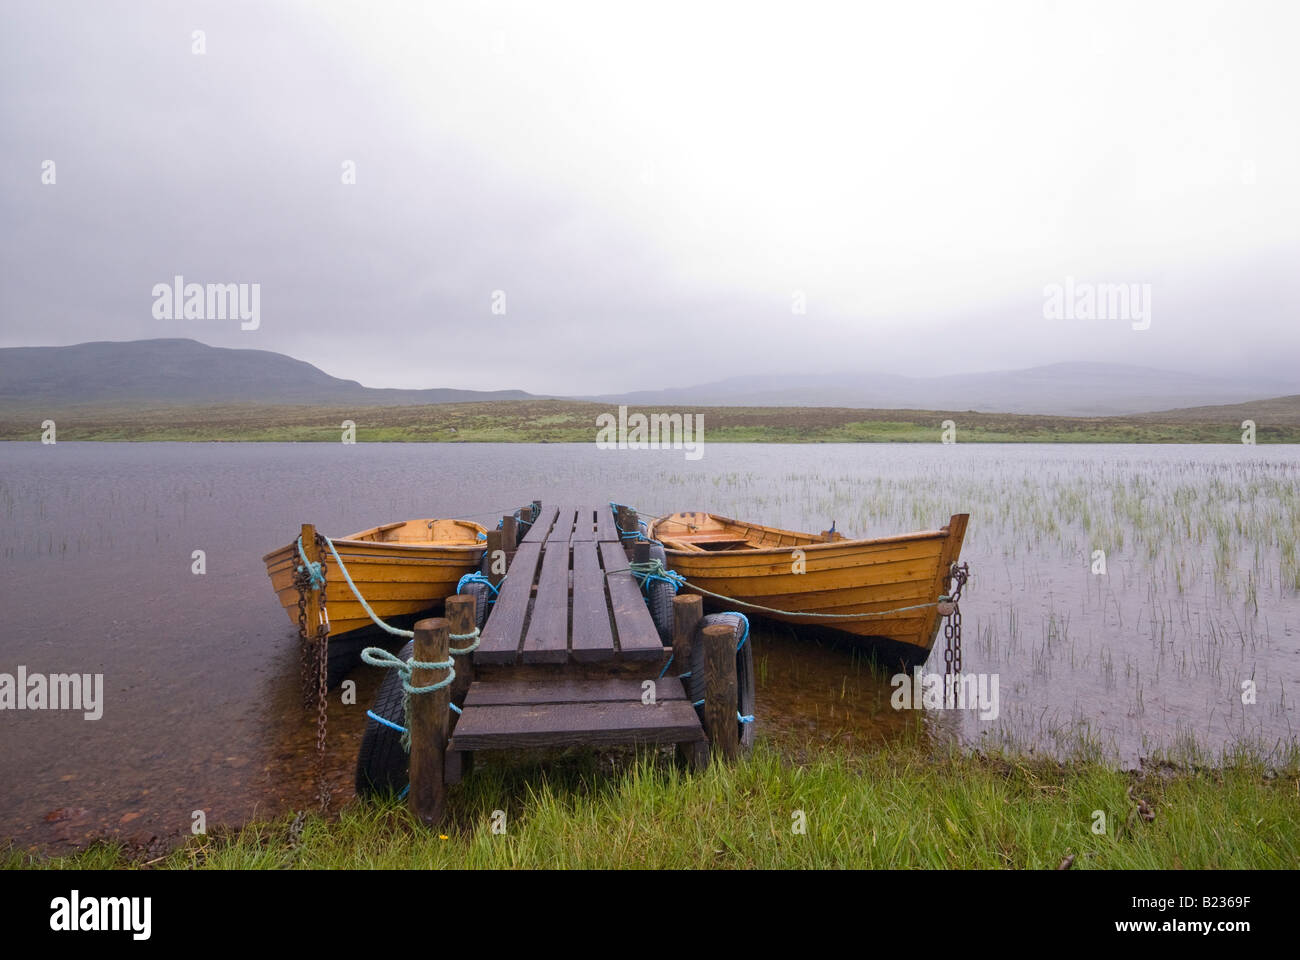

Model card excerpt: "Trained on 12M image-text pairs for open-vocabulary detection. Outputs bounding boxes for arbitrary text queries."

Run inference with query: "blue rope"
[609,502,662,545]
[322,537,414,638]
[457,571,500,601]
[295,536,325,590]
[690,700,753,724]
[367,709,406,734]
[657,655,673,679]
[360,646,455,750]
[726,612,751,651]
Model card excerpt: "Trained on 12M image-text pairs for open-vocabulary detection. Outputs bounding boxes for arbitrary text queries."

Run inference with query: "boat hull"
[262,520,487,638]
[650,513,969,668]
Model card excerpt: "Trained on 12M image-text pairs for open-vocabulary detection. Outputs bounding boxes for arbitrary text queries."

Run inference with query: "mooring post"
[633,541,650,564]
[484,529,505,588]
[672,594,709,771]
[702,622,739,762]
[530,499,542,521]
[409,617,450,827]
[501,513,519,556]
[672,594,702,677]
[445,594,476,726]
[617,506,638,544]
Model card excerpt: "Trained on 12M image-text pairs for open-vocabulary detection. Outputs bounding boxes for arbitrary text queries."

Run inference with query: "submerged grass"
[7,738,1297,870]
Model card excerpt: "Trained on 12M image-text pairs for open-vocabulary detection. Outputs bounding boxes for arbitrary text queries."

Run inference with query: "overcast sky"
[2,1,1298,393]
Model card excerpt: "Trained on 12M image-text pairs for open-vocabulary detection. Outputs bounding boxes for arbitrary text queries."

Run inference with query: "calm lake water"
[2,442,1297,850]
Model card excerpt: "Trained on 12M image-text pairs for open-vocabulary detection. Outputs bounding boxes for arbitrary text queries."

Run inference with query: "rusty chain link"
[292,533,331,811]
[941,561,969,681]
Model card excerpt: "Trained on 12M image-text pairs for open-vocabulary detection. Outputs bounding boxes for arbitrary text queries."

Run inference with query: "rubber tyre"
[354,640,412,798]
[459,581,491,630]
[645,543,673,642]
[647,580,675,644]
[684,613,756,751]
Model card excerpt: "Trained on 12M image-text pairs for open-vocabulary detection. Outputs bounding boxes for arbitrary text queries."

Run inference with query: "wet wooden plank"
[522,504,558,543]
[570,506,598,542]
[448,699,706,751]
[464,677,688,706]
[475,541,543,665]
[546,507,577,543]
[570,540,615,662]
[598,540,664,661]
[594,506,619,542]
[520,541,570,664]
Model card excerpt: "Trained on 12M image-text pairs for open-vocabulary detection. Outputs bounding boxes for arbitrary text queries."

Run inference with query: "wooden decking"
[474,504,664,666]
[447,503,706,769]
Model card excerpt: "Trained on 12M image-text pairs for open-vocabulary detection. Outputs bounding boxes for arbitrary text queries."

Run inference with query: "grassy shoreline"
[7,740,1297,870]
[3,398,1299,443]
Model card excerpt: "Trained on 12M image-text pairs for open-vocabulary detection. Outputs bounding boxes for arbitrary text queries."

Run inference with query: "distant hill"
[0,339,534,407]
[586,363,1300,417]
[1138,394,1300,425]
[3,340,1295,419]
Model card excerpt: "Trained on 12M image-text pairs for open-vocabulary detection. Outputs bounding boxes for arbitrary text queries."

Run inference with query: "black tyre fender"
[684,613,756,751]
[647,580,675,644]
[355,640,412,797]
[645,543,674,643]
[458,580,491,630]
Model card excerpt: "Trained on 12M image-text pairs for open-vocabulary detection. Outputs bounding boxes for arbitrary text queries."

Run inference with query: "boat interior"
[652,512,845,552]
[346,519,486,546]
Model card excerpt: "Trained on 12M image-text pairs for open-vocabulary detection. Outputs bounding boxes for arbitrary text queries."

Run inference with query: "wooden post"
[501,514,519,555]
[672,595,708,771]
[701,623,739,762]
[616,506,638,544]
[530,499,542,521]
[300,523,321,638]
[409,617,450,827]
[484,530,505,588]
[445,594,476,726]
[671,594,702,677]
[633,542,650,564]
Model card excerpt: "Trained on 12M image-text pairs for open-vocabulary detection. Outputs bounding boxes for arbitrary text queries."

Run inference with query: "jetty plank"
[522,505,558,543]
[463,676,688,706]
[475,540,543,665]
[570,505,598,542]
[594,506,619,542]
[570,540,615,662]
[598,540,665,661]
[448,699,705,751]
[546,507,577,543]
[520,541,571,664]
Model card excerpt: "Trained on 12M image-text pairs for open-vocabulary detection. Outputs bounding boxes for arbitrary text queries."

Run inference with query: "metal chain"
[292,534,331,810]
[942,561,970,679]
[293,557,315,707]
[312,534,329,811]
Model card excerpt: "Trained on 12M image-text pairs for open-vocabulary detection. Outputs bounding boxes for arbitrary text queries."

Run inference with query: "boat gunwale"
[260,518,488,563]
[650,512,953,557]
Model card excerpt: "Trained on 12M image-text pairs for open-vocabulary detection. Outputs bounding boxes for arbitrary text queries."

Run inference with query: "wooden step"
[447,677,705,752]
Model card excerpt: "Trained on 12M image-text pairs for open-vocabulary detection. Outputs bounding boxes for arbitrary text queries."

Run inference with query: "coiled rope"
[359,647,454,751]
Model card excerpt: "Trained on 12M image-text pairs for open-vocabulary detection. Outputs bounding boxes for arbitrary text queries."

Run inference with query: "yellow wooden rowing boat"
[648,512,969,666]
[262,519,488,638]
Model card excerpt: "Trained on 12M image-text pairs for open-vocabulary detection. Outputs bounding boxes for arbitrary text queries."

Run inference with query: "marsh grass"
[6,736,1297,870]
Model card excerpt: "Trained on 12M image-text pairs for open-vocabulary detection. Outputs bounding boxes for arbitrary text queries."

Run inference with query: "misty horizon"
[4,2,1299,395]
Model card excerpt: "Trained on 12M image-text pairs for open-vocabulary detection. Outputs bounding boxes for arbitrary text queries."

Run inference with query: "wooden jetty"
[401,502,740,826]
